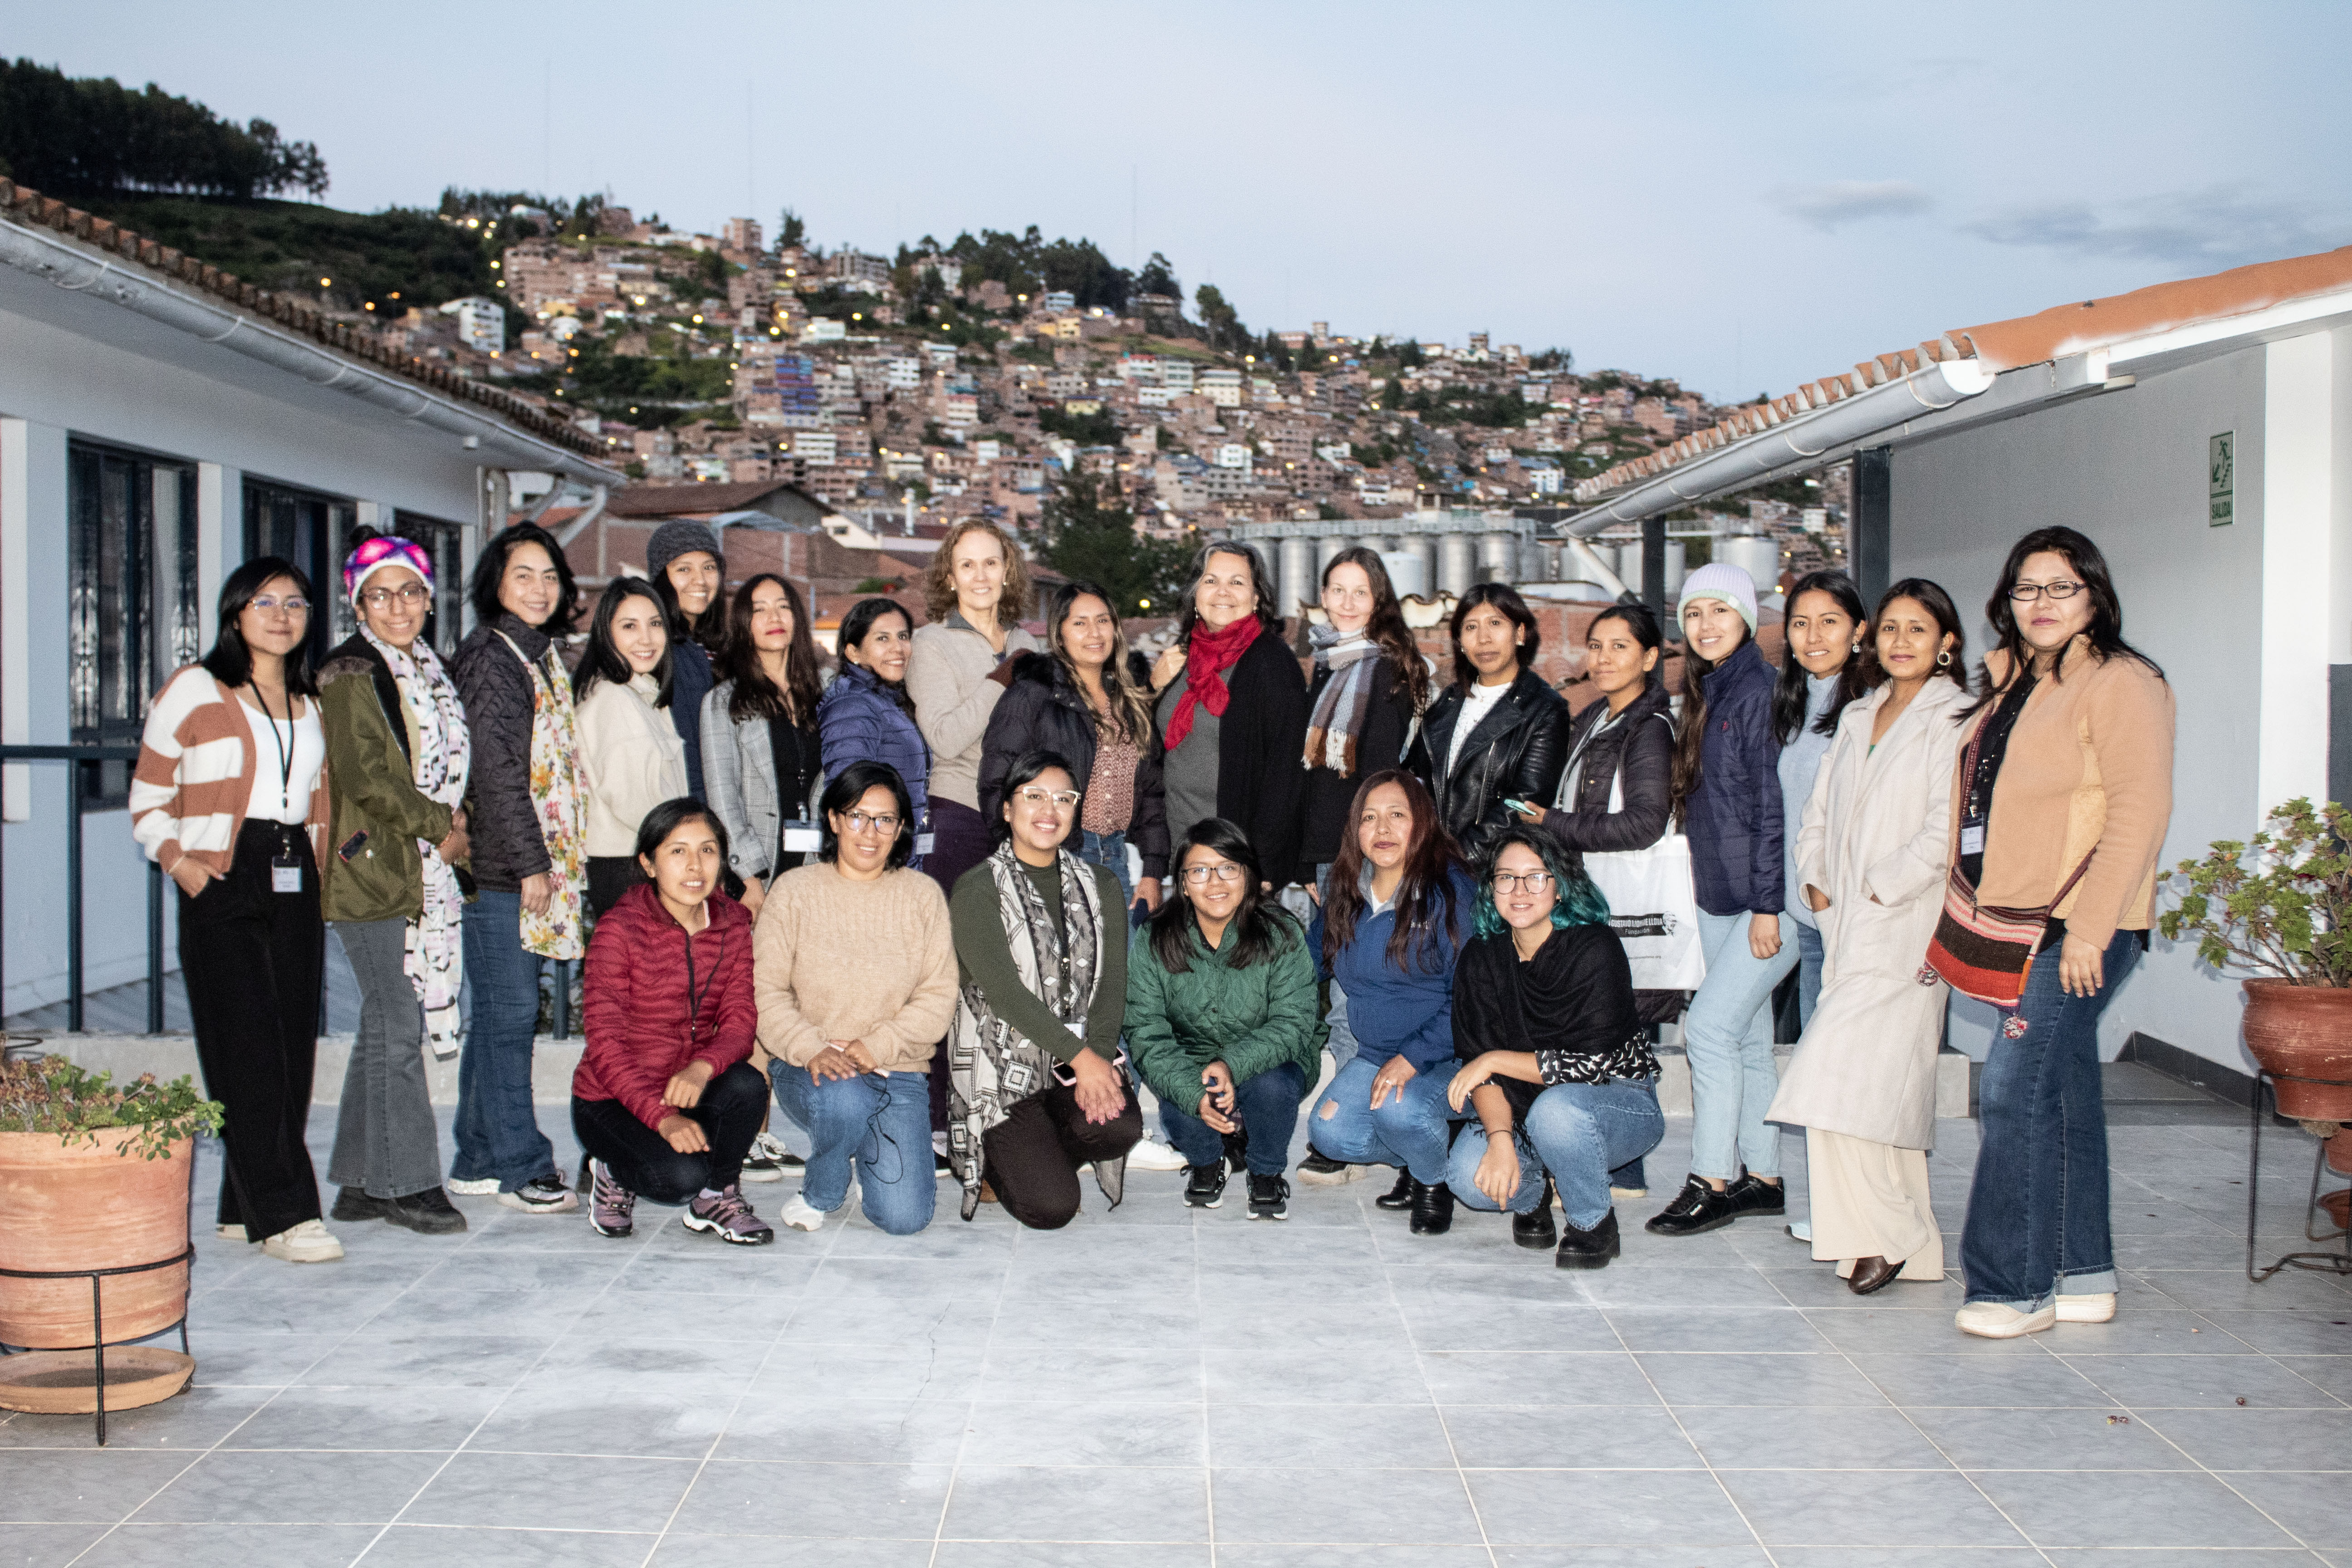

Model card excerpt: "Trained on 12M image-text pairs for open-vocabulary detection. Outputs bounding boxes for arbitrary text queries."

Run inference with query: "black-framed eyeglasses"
[360,583,431,608]
[1491,871,1554,893]
[2007,580,2085,602]
[840,811,902,834]
[1181,863,1245,885]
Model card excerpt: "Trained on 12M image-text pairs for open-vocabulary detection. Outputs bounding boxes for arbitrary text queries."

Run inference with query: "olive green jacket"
[318,638,460,925]
[1125,911,1325,1112]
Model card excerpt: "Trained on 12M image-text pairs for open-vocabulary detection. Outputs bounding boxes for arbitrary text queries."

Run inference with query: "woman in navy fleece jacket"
[1306,769,1477,1233]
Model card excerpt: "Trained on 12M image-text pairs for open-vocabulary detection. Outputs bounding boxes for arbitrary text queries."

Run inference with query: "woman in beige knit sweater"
[756,759,957,1234]
[574,578,687,917]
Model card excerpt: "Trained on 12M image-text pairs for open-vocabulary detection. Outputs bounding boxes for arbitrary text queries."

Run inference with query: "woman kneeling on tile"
[946,750,1140,1228]
[1446,828,1664,1269]
[573,799,772,1245]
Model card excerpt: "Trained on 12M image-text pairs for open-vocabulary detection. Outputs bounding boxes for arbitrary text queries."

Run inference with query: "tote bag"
[1580,715,1707,992]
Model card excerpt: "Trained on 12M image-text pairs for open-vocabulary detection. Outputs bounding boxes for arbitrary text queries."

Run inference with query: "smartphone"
[1504,799,1537,815]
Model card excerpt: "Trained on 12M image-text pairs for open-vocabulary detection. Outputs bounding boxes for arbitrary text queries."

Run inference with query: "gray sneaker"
[685,1184,774,1245]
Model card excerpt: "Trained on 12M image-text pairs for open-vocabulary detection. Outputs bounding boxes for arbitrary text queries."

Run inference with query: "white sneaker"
[260,1220,344,1264]
[1125,1137,1190,1173]
[446,1177,500,1196]
[1955,1301,2057,1339]
[777,1191,826,1232]
[495,1175,578,1214]
[740,1131,793,1184]
[216,1223,248,1242]
[2057,1291,2117,1323]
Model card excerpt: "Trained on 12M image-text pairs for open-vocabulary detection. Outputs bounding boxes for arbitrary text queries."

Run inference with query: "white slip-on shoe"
[2057,1291,2117,1323]
[216,1223,249,1242]
[1125,1137,1191,1173]
[776,1191,826,1232]
[1955,1300,2057,1339]
[260,1219,344,1264]
[446,1177,500,1196]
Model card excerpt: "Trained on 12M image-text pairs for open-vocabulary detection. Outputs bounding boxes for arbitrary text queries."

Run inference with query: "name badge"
[1960,824,1986,856]
[915,832,936,857]
[781,820,822,853]
[271,851,304,894]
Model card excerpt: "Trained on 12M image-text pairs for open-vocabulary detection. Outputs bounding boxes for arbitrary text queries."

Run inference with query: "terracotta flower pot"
[2241,979,2352,1120]
[0,1130,192,1349]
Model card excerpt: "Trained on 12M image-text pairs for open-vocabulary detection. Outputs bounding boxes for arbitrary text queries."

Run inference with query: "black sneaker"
[1408,1179,1455,1235]
[1246,1173,1289,1221]
[1373,1168,1416,1210]
[1514,1179,1558,1250]
[1644,1175,1741,1237]
[1296,1150,1355,1186]
[741,1131,801,1183]
[329,1187,390,1223]
[1726,1172,1786,1216]
[1556,1209,1622,1269]
[497,1174,578,1215]
[384,1187,467,1235]
[1222,1128,1251,1177]
[1184,1162,1228,1208]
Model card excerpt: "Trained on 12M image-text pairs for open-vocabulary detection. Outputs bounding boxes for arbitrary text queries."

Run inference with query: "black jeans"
[181,819,326,1240]
[983,1076,1143,1230]
[571,1059,768,1202]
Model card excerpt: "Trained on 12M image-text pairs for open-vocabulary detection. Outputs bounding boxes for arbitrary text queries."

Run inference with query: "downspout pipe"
[554,484,609,548]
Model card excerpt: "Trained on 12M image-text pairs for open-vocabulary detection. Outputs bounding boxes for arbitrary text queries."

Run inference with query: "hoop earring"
[1936,649,1952,668]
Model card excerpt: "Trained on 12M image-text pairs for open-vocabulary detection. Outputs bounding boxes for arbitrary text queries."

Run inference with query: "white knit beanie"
[1676,561,1759,633]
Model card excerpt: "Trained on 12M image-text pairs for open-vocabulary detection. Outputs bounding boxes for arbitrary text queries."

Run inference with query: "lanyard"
[253,684,295,813]
[681,920,723,1044]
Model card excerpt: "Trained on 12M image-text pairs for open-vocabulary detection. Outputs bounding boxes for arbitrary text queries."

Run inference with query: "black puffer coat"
[1408,667,1571,868]
[1536,682,1675,857]
[978,652,1171,879]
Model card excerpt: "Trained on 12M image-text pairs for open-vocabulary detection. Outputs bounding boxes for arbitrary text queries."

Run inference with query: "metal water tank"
[1381,550,1430,602]
[1522,539,1554,583]
[1716,535,1779,598]
[1407,538,1439,598]
[1277,536,1315,623]
[1315,534,1348,573]
[1437,534,1477,596]
[1480,531,1517,584]
[1664,540,1687,600]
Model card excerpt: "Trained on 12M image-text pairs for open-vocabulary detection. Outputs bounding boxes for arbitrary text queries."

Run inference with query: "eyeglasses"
[1491,871,1554,894]
[249,596,310,617]
[1181,863,1246,885]
[360,583,431,608]
[1014,788,1082,808]
[839,811,902,835]
[2007,580,2085,602]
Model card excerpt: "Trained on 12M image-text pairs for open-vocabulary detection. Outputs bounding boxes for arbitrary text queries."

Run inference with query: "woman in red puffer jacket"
[571,799,772,1244]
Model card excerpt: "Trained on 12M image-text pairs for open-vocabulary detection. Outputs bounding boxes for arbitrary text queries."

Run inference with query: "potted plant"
[2159,796,2352,1119]
[0,1056,221,1351]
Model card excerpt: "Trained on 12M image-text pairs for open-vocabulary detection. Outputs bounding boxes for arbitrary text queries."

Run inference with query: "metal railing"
[0,744,165,1034]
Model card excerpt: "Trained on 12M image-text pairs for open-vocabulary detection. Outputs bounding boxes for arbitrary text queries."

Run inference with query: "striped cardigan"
[131,665,331,875]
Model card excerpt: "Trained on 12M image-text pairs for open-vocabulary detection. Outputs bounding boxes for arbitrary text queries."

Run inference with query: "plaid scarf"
[1303,624,1382,775]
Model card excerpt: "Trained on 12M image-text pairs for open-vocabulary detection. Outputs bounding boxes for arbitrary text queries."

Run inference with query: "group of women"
[131,512,2171,1337]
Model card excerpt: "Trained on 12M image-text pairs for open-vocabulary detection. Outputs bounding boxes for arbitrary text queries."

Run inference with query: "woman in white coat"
[1768,578,1970,1295]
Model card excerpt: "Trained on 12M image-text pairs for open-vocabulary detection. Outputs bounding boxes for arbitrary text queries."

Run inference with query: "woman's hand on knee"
[807,1045,863,1083]
[1474,1134,1520,1208]
[1368,1055,1416,1110]
[1071,1047,1124,1124]
[658,1113,709,1154]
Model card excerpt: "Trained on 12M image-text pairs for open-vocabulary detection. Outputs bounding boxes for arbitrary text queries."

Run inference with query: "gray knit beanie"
[645,519,724,581]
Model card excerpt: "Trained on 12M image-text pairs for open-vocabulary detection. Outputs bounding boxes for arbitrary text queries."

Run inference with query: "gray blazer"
[701,680,814,882]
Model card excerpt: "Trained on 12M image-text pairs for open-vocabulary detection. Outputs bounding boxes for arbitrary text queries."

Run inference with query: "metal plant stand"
[0,1249,195,1445]
[2246,1070,2352,1282]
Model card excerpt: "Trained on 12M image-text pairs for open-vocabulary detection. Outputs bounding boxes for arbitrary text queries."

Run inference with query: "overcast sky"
[19,1,2352,401]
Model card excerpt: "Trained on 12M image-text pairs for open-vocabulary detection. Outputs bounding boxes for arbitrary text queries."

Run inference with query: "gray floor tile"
[0,1524,108,1568]
[1847,1352,2116,1407]
[1205,1402,1455,1469]
[1603,1306,1835,1353]
[1441,1402,1702,1469]
[463,1379,739,1457]
[523,1331,764,1389]
[293,1333,557,1389]
[1208,1346,1431,1406]
[1210,1464,1482,1544]
[125,1448,445,1524]
[1640,1351,1892,1407]
[2136,1404,2352,1470]
[354,1288,593,1334]
[188,1288,392,1335]
[1415,1351,1655,1406]
[2186,1311,2352,1357]
[1576,1266,1793,1308]
[675,1460,953,1538]
[2060,1353,2347,1408]
[1760,1266,1969,1312]
[976,1344,1203,1403]
[70,1523,382,1568]
[1717,1466,2030,1547]
[356,1524,657,1567]
[219,1386,498,1451]
[2045,1310,2278,1355]
[651,1541,932,1568]
[1903,1404,2196,1470]
[1208,1548,1489,1568]
[1487,1549,1774,1568]
[959,1399,1205,1466]
[1762,1551,2047,1567]
[397,1450,694,1531]
[932,1545,1213,1568]
[2038,1553,2329,1568]
[744,1342,985,1402]
[416,1252,630,1294]
[183,1333,348,1387]
[2211,1466,2352,1542]
[716,1395,972,1464]
[0,1451,200,1523]
[2270,1355,2352,1400]
[1466,1467,1759,1546]
[1970,1467,2302,1548]
[1678,1403,1951,1470]
[941,1462,1207,1542]
[0,1388,266,1453]
[1797,1308,2043,1355]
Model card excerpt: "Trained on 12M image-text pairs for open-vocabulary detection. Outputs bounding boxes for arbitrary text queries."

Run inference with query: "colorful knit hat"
[343,533,435,603]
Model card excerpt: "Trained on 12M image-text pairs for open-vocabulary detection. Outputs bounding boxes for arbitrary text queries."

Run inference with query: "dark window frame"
[69,439,200,811]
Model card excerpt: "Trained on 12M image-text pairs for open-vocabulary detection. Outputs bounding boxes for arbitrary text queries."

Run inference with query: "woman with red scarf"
[1148,543,1310,887]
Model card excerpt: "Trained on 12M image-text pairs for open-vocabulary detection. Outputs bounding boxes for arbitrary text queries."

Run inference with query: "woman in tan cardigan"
[1950,527,2173,1341]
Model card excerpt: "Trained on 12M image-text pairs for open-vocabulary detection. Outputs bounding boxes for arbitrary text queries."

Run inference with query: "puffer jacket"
[572,881,756,1131]
[316,635,461,924]
[1407,667,1571,868]
[455,612,557,893]
[1681,638,1784,916]
[817,662,932,858]
[1125,911,1326,1112]
[978,651,1170,878]
[1537,682,1675,858]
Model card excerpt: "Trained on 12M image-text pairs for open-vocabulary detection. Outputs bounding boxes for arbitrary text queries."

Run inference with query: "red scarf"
[1163,615,1261,750]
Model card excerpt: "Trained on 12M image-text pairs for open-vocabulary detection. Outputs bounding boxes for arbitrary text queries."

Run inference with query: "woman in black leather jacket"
[1408,584,1570,868]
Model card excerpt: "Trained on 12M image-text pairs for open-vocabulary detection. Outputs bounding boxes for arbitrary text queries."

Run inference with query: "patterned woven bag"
[1921,855,2094,1007]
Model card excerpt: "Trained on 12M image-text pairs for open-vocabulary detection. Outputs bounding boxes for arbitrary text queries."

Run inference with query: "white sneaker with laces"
[260,1219,344,1264]
[446,1177,500,1196]
[1125,1137,1190,1173]
[2057,1291,2117,1323]
[740,1131,792,1183]
[777,1191,826,1232]
[1955,1300,2057,1339]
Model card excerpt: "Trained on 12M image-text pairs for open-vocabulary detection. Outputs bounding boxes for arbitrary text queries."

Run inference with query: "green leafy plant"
[0,1057,223,1157]
[2157,797,2352,987]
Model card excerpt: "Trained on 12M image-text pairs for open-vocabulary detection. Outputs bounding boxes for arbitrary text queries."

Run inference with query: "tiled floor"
[5,1088,2350,1567]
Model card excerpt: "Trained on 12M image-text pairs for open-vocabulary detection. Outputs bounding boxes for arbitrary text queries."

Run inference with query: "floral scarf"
[1303,624,1382,775]
[497,631,587,960]
[363,626,473,1055]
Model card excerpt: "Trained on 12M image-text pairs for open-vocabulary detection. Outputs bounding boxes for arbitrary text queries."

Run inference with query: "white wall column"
[196,461,237,648]
[2259,335,2336,815]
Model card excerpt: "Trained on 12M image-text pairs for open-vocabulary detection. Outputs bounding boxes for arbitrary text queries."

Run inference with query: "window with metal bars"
[69,441,201,810]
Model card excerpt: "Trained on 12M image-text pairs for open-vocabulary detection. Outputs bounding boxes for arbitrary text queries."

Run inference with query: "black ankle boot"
[1375,1167,1416,1210]
[1513,1179,1558,1250]
[1556,1209,1622,1269]
[1409,1179,1455,1235]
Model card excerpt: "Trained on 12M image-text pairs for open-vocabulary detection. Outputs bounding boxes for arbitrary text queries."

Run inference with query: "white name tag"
[272,864,303,894]
[915,832,936,857]
[781,822,822,853]
[1960,824,1986,856]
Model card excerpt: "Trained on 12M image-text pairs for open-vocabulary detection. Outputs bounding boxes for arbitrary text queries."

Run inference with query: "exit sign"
[2210,431,2235,527]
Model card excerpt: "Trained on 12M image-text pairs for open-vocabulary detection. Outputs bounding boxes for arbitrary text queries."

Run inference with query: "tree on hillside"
[1136,251,1181,299]
[1195,284,1247,352]
[777,207,806,249]
[0,59,327,199]
[1039,467,1191,617]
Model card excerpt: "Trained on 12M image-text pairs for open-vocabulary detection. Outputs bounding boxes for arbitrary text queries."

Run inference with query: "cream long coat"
[1767,676,1971,1149]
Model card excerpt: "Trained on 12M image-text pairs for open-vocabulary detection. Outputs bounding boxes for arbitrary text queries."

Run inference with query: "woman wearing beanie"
[1646,561,1792,1240]
[644,519,726,802]
[573,577,687,916]
[315,531,471,1237]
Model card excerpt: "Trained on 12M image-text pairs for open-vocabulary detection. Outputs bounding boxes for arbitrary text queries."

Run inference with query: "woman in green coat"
[1127,817,1324,1220]
[315,530,473,1236]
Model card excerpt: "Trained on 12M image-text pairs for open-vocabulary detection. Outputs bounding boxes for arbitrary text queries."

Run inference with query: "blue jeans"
[452,891,558,1192]
[1308,1055,1456,1184]
[1961,927,2140,1310]
[1795,921,1826,1027]
[1685,909,1798,1182]
[1159,1061,1306,1177]
[769,1063,936,1235]
[1450,1079,1666,1230]
[1311,862,1359,1066]
[1078,829,1137,914]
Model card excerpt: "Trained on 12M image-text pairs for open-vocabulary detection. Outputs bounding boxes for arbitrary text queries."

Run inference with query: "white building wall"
[1889,344,2277,1073]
